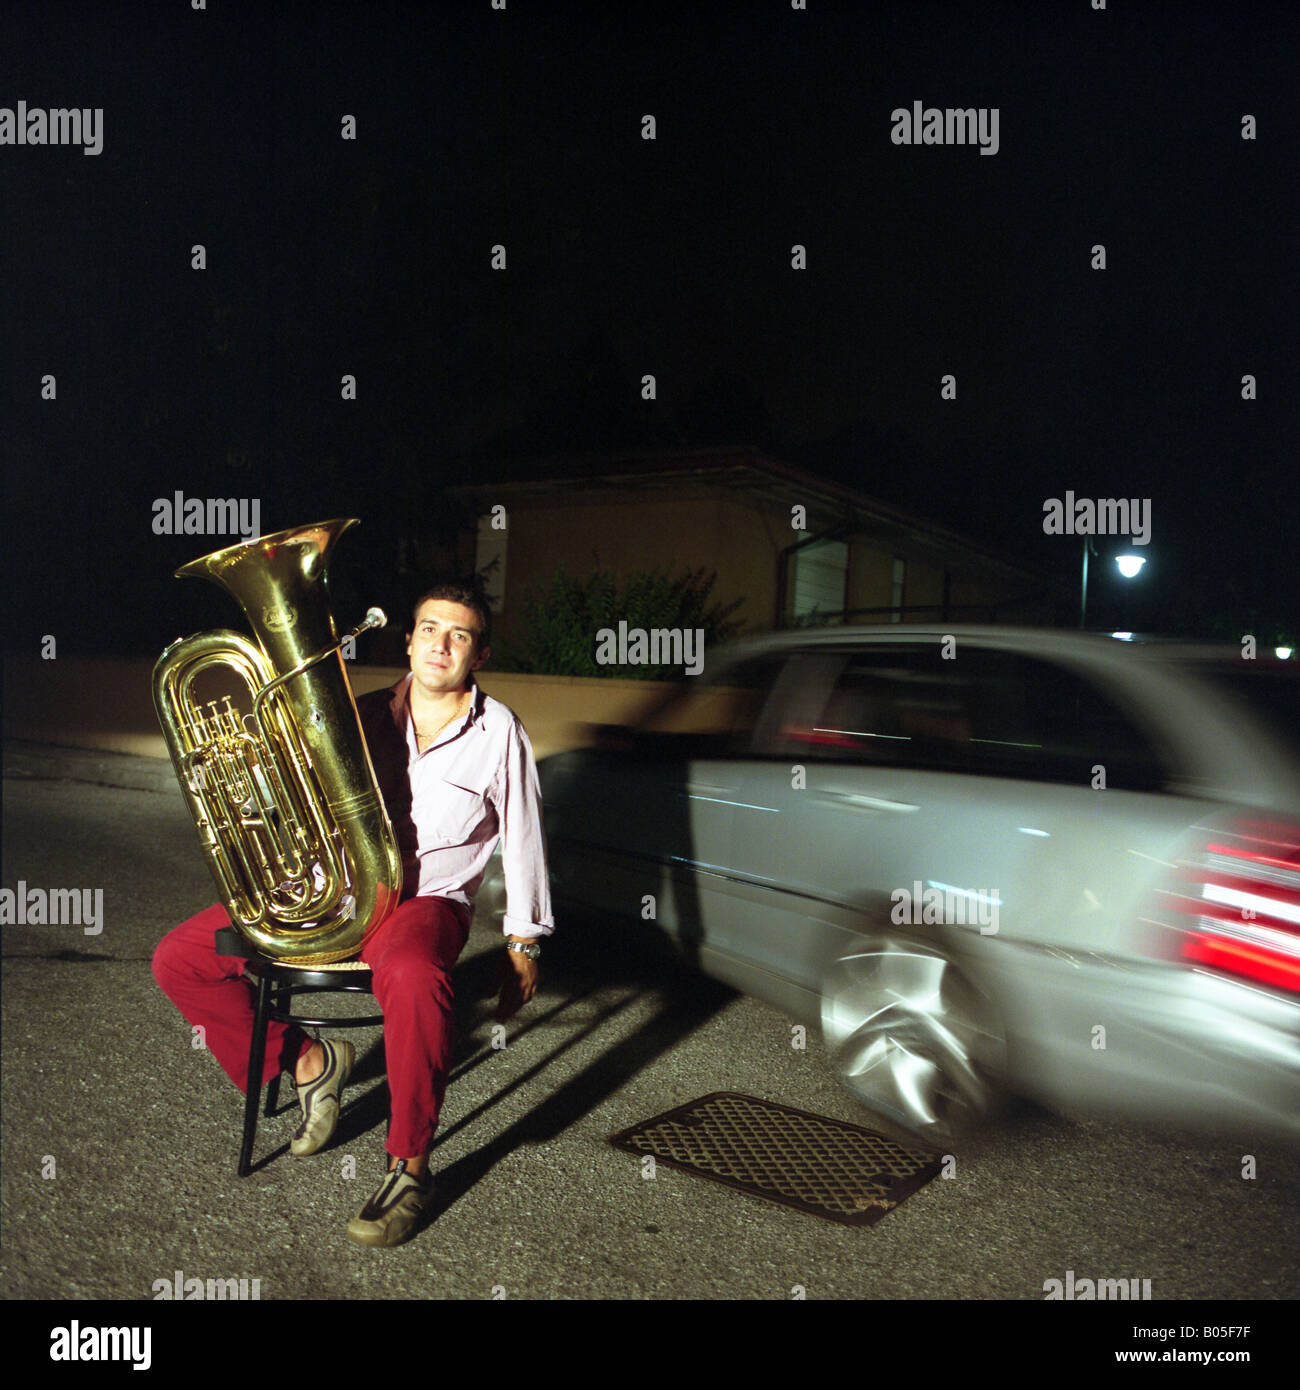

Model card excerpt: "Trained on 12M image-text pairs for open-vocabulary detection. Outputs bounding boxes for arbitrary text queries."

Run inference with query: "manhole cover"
[609,1092,943,1226]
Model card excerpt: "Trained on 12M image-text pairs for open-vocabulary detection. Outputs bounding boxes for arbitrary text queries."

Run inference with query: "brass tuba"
[153,518,403,964]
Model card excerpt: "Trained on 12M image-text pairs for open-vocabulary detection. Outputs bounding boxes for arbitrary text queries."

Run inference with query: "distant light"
[1115,554,1146,578]
[1017,827,1050,837]
[1111,631,1135,641]
[1277,647,1295,661]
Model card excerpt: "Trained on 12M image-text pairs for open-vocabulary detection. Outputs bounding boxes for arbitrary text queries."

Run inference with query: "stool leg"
[239,971,273,1177]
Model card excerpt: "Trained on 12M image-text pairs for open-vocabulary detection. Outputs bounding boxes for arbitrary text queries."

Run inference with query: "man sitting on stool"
[152,579,552,1247]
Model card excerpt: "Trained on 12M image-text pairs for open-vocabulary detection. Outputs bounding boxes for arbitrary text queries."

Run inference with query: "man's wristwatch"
[505,940,541,961]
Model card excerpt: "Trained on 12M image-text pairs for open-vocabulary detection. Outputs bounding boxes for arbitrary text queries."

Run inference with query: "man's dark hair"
[410,579,492,651]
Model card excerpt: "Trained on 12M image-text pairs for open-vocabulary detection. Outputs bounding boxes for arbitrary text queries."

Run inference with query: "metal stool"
[215,926,385,1176]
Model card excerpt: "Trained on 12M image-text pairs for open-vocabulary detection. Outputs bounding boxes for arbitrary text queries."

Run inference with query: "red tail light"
[1156,819,1300,994]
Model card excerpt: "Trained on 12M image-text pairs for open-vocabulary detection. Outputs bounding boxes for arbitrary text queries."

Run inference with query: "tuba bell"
[153,518,403,964]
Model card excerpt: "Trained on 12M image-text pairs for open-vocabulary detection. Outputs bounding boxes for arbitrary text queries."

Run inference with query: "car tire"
[820,937,1008,1148]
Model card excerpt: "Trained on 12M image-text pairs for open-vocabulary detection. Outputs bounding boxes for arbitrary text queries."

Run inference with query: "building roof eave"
[447,446,1063,590]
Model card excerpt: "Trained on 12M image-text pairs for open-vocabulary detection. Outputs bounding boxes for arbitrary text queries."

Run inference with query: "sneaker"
[289,1038,354,1157]
[345,1160,435,1248]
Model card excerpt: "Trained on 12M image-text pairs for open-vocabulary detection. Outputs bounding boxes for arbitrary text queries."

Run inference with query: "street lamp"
[1080,540,1147,628]
[1115,553,1146,579]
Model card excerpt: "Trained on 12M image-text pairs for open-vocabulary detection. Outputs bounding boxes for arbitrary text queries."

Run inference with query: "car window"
[1012,652,1170,790]
[771,643,1170,790]
[634,654,789,754]
[1196,665,1300,762]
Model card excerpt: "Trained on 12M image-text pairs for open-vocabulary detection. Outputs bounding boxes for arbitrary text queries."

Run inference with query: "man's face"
[406,599,489,698]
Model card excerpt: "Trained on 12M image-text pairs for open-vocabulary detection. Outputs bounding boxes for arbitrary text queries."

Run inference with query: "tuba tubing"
[153,519,403,964]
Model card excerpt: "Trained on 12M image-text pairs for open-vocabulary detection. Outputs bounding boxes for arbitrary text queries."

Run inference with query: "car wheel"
[820,938,1007,1148]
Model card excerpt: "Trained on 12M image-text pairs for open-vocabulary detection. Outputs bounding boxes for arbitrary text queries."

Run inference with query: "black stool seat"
[215,925,385,1176]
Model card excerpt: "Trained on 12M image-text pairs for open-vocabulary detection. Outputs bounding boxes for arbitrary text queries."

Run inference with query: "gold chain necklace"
[414,690,469,749]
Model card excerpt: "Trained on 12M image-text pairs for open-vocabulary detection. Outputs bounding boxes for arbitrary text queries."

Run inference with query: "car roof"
[690,625,1298,808]
[708,624,1256,667]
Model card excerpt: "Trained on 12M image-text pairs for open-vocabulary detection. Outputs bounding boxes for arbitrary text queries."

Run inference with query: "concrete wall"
[491,487,790,647]
[2,655,676,764]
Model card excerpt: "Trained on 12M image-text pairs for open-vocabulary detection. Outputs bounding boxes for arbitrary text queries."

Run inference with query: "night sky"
[4,0,1297,657]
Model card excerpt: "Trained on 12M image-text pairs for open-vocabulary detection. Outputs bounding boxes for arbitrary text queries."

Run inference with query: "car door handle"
[812,793,918,813]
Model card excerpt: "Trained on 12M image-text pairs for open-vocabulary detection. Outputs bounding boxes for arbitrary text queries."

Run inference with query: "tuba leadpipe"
[153,519,402,964]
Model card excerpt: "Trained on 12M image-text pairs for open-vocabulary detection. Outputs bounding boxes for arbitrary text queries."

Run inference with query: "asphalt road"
[3,741,1298,1305]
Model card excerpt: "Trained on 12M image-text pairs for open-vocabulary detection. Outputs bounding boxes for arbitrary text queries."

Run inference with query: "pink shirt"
[357,673,554,939]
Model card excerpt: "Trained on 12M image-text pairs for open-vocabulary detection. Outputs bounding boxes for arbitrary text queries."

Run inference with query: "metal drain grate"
[609,1092,942,1226]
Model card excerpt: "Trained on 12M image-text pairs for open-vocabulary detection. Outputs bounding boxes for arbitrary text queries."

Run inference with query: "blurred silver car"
[484,627,1300,1146]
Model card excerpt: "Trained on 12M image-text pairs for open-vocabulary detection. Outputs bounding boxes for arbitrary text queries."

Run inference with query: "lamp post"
[1079,538,1093,629]
[1080,539,1146,629]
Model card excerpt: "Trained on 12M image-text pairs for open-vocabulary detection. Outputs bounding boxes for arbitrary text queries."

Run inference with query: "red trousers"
[151,896,472,1158]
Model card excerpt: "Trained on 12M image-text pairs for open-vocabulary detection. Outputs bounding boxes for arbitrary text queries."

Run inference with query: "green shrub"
[501,567,744,678]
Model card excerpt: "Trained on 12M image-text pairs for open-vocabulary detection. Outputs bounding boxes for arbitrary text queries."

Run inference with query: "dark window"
[1011,653,1169,790]
[1196,665,1299,761]
[775,643,1169,790]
